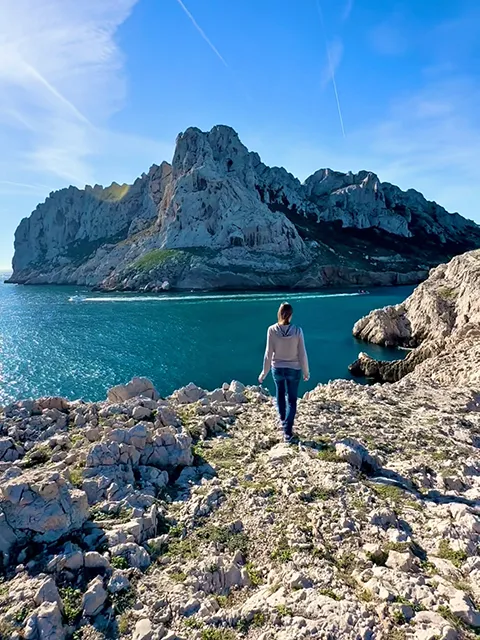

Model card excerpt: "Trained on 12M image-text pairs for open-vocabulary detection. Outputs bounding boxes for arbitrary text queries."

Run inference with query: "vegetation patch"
[319,588,343,601]
[90,506,132,523]
[110,556,129,570]
[437,539,468,568]
[245,562,263,586]
[132,249,180,271]
[275,604,293,616]
[111,589,136,615]
[438,287,458,300]
[200,628,236,640]
[317,446,341,463]
[270,536,293,563]
[23,444,51,468]
[69,465,85,488]
[197,525,249,555]
[59,586,83,625]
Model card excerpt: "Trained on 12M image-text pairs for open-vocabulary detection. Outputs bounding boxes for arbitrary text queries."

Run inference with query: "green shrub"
[111,556,129,570]
[118,613,130,634]
[317,447,341,462]
[201,628,236,640]
[69,466,84,488]
[59,587,83,625]
[132,249,178,271]
[245,562,263,586]
[275,604,293,616]
[437,540,467,568]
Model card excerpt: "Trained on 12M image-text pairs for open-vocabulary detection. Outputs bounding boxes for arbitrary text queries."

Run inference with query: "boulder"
[0,470,89,556]
[82,577,108,616]
[107,378,159,403]
[25,602,65,640]
[133,618,153,640]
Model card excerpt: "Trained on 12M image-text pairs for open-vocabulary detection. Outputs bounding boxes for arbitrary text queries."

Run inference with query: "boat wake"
[79,291,365,304]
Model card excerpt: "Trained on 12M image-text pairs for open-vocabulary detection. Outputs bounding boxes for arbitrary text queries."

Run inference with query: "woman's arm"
[259,328,274,383]
[298,329,310,381]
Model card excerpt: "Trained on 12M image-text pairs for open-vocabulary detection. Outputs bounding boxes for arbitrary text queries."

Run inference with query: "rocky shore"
[1,251,479,640]
[350,248,480,386]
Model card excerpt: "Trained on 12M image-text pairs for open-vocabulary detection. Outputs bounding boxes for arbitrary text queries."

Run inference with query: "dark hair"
[277,302,293,325]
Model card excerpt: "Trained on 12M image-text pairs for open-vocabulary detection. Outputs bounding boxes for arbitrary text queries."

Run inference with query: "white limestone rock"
[107,377,159,403]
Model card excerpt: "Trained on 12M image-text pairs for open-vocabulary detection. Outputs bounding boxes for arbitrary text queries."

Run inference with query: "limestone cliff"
[8,125,480,290]
[350,248,480,386]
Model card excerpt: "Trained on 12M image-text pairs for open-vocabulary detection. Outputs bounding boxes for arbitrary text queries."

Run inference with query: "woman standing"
[258,302,310,443]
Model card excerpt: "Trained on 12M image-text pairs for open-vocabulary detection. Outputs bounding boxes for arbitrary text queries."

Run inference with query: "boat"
[357,290,370,295]
[68,295,85,303]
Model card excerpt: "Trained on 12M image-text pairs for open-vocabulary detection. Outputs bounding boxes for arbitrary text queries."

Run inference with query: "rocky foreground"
[0,370,479,640]
[8,125,480,290]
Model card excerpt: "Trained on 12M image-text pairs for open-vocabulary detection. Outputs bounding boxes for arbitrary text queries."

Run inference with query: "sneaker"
[283,434,293,444]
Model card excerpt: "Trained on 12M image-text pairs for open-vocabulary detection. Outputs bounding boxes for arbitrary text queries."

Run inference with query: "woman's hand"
[258,372,265,384]
[303,373,310,382]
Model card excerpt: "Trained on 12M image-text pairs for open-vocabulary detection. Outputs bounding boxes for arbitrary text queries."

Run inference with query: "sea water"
[0,276,411,404]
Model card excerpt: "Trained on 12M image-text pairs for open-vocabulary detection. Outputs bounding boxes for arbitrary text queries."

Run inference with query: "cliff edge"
[350,249,480,385]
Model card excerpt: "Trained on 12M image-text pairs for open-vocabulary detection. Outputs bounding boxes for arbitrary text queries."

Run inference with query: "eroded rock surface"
[8,126,480,291]
[0,363,478,639]
[351,249,480,385]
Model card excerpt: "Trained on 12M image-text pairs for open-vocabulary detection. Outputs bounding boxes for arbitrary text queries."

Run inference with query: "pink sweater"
[262,324,309,377]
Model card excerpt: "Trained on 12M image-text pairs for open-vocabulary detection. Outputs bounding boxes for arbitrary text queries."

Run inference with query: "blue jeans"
[272,367,302,437]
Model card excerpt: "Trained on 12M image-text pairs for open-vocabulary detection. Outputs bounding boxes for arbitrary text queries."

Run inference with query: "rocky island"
[0,250,479,640]
[7,126,480,291]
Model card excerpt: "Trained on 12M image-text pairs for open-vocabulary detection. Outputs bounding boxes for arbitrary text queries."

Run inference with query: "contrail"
[316,0,346,138]
[174,0,229,69]
[22,61,92,125]
[0,180,51,191]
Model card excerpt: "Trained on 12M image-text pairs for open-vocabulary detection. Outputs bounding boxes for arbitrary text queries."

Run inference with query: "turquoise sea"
[0,274,411,404]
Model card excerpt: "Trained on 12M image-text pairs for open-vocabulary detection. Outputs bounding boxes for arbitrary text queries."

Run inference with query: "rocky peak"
[8,124,480,289]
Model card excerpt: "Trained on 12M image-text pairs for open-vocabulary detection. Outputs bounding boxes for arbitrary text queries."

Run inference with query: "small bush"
[358,588,374,602]
[59,587,83,625]
[437,540,467,568]
[246,562,263,586]
[319,588,343,601]
[201,628,236,640]
[275,604,293,616]
[69,466,84,488]
[317,447,341,463]
[111,590,136,615]
[118,613,130,635]
[197,525,249,555]
[23,444,51,468]
[270,536,292,562]
[111,556,129,570]
[170,571,187,583]
[438,287,457,300]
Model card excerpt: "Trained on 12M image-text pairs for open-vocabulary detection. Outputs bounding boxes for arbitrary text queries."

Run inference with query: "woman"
[258,302,310,443]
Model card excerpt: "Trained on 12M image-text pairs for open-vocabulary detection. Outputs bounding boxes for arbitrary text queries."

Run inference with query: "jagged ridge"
[8,125,480,290]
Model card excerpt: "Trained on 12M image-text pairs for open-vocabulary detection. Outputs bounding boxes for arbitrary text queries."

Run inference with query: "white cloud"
[0,0,141,185]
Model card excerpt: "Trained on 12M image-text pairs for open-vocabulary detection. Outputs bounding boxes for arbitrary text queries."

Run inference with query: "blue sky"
[0,0,479,268]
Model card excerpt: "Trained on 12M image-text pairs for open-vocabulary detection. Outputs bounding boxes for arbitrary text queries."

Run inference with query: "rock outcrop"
[8,125,480,290]
[0,370,479,639]
[350,249,480,385]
